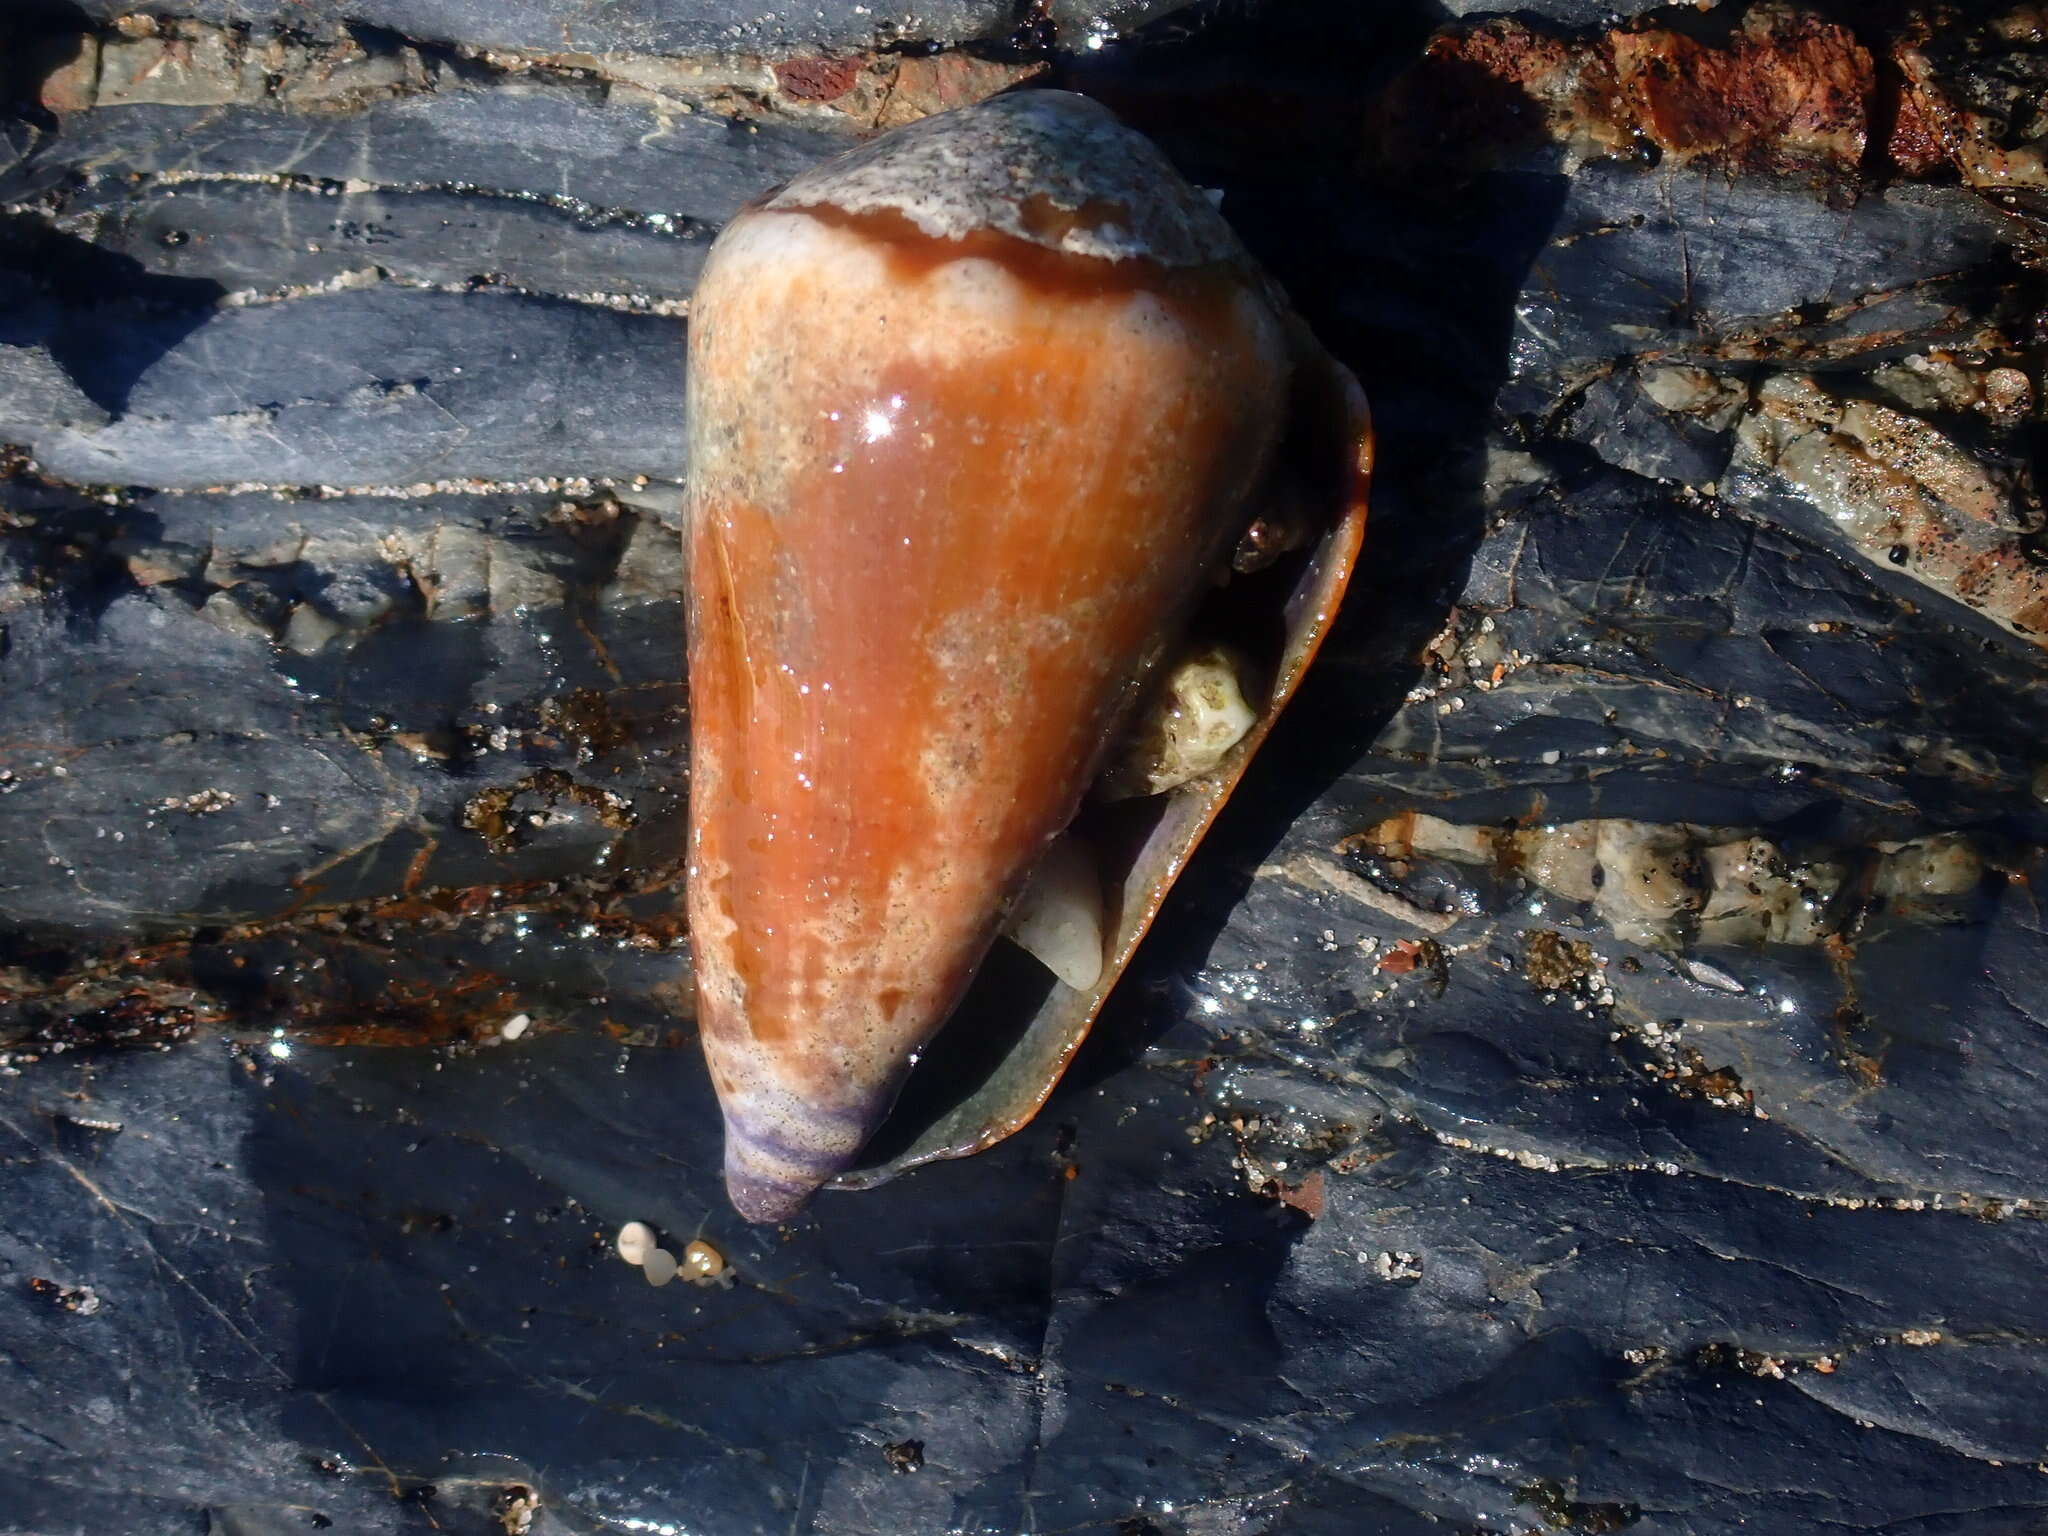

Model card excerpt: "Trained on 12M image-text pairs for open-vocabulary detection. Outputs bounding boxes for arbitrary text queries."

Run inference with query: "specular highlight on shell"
[685,89,1371,1223]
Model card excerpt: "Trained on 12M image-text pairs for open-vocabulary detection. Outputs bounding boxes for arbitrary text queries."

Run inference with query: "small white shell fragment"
[643,1247,680,1287]
[1101,644,1260,799]
[501,1013,532,1041]
[1682,956,1747,994]
[1003,832,1105,991]
[615,1221,654,1266]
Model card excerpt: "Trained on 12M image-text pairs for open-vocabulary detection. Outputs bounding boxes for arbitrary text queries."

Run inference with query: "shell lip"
[828,353,1374,1194]
[825,935,1059,1185]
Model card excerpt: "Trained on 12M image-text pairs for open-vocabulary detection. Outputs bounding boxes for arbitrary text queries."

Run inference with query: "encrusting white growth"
[1101,644,1261,799]
[1002,832,1106,991]
[1874,833,1983,900]
[615,1221,654,1266]
[1365,813,1986,949]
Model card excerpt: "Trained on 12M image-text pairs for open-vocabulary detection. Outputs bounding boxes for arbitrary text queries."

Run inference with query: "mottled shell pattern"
[685,89,1370,1222]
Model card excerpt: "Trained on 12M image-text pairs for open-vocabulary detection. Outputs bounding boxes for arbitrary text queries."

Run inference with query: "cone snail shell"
[685,89,1371,1223]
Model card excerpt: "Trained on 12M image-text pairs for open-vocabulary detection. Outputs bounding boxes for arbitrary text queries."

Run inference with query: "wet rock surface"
[5,2,2048,1534]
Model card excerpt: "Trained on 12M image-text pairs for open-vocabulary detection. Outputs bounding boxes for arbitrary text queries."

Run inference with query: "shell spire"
[685,90,1369,1222]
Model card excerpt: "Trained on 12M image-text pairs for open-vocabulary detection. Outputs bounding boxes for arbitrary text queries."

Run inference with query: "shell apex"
[765,88,1245,267]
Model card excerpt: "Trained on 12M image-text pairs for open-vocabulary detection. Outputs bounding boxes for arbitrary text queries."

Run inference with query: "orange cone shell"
[687,91,1314,1221]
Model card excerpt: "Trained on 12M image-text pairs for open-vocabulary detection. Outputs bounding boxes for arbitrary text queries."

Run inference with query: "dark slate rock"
[69,176,716,303]
[0,87,842,487]
[1313,451,2048,847]
[1560,362,1742,487]
[23,287,685,488]
[2,88,845,233]
[0,483,685,933]
[1264,1146,2048,1530]
[1502,166,2016,414]
[0,341,106,435]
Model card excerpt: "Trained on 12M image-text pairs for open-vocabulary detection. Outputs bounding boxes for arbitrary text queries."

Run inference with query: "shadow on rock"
[1048,10,1573,1095]
[0,215,226,418]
